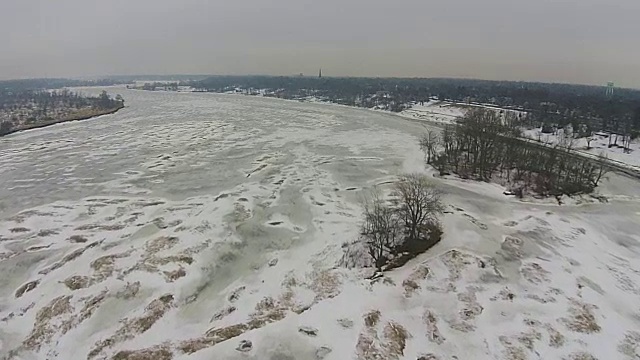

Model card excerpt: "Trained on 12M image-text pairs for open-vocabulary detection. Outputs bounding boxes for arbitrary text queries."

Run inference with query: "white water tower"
[606,82,615,97]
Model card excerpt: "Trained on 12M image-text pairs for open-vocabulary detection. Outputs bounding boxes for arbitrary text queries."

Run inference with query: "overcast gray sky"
[1,0,639,87]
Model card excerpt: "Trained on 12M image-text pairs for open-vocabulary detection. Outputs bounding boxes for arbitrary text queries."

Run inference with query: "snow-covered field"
[1,88,639,360]
[395,101,525,126]
[396,101,465,125]
[523,128,640,171]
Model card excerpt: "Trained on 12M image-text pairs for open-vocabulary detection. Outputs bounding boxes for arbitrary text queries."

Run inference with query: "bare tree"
[586,133,595,150]
[558,128,576,150]
[593,152,609,186]
[392,174,444,242]
[360,189,402,268]
[419,129,440,164]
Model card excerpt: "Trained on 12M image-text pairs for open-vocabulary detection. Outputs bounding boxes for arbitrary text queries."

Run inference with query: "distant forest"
[191,76,640,138]
[0,78,127,92]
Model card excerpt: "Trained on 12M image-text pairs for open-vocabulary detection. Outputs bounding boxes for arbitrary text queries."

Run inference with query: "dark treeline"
[129,82,180,91]
[0,89,122,112]
[192,76,640,136]
[0,78,128,92]
[424,109,608,197]
[0,76,209,92]
[109,75,210,82]
[0,89,124,136]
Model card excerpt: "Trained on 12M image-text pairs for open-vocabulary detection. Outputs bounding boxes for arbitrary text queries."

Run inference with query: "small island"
[0,89,124,137]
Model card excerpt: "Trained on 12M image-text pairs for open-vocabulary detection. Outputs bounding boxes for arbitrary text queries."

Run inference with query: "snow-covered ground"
[523,128,640,171]
[395,101,465,125]
[395,101,526,126]
[1,88,639,360]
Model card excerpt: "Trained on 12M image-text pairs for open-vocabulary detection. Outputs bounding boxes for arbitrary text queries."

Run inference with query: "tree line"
[422,109,608,197]
[0,78,128,92]
[0,90,124,136]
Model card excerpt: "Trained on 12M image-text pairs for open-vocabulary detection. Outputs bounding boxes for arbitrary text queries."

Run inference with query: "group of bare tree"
[361,174,444,269]
[423,109,608,197]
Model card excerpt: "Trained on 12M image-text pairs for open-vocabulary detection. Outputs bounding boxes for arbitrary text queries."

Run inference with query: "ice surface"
[0,88,639,360]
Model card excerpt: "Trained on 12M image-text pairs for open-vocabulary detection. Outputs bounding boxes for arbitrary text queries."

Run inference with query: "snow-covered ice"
[1,88,639,360]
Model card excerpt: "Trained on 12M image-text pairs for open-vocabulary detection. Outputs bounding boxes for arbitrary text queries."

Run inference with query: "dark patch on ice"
[462,214,488,230]
[268,221,284,226]
[214,193,230,201]
[37,229,59,237]
[345,187,358,191]
[376,180,395,186]
[574,227,586,235]
[577,276,605,295]
[238,197,249,202]
[136,200,165,207]
[15,280,40,298]
[228,286,246,302]
[27,244,53,251]
[246,163,268,178]
[211,306,237,322]
[236,340,253,352]
[298,326,318,336]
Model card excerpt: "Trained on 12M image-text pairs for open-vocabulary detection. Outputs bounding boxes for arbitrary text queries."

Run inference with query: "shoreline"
[0,104,124,137]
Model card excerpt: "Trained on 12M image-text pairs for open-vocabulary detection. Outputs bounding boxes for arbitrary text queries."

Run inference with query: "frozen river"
[1,88,640,360]
[0,88,429,218]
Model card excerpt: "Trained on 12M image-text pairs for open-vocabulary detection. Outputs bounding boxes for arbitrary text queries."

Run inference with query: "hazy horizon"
[2,0,639,88]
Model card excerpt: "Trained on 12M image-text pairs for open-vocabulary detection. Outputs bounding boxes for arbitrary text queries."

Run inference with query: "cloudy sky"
[1,0,638,87]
